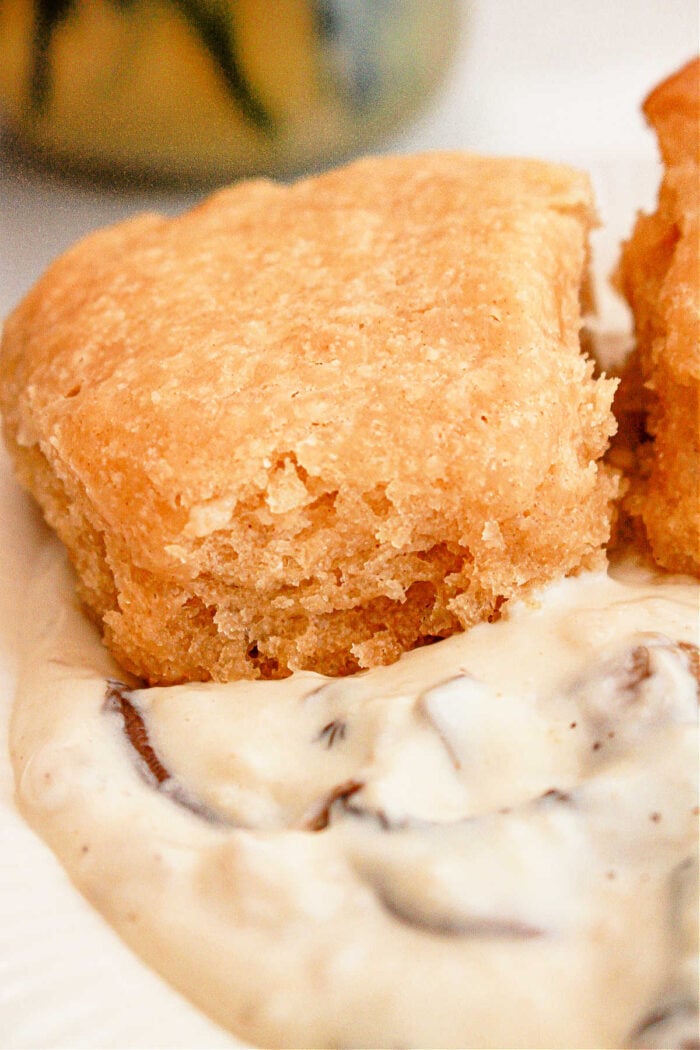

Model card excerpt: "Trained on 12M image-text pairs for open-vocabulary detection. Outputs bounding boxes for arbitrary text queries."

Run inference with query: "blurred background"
[0,0,698,320]
[0,0,460,182]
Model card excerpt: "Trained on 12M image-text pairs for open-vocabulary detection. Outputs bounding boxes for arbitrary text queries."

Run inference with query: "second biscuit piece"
[617,58,700,576]
[0,152,619,682]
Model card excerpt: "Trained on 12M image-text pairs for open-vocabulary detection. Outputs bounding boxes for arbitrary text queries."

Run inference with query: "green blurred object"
[0,0,460,184]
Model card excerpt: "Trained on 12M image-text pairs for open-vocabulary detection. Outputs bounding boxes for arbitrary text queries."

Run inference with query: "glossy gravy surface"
[11,541,700,1049]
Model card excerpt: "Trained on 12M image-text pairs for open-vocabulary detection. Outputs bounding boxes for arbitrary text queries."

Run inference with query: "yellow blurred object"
[0,0,459,183]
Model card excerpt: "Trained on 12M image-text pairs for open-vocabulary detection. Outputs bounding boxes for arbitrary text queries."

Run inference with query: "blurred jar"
[0,0,459,184]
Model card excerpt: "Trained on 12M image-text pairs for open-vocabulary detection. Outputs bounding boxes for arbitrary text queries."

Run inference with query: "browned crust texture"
[0,152,618,681]
[617,58,700,575]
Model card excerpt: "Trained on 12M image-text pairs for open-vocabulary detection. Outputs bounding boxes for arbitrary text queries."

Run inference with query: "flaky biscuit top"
[2,153,607,575]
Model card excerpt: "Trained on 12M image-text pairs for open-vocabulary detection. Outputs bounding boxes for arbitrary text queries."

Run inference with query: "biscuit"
[0,152,619,682]
[617,58,700,575]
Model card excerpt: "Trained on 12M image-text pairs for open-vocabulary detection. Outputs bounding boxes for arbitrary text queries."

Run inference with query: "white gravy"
[10,539,700,1049]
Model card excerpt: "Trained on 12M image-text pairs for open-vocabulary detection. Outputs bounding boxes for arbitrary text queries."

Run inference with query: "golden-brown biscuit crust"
[0,152,618,681]
[618,58,700,575]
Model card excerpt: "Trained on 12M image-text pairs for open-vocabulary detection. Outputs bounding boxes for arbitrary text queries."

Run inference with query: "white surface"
[0,2,697,1048]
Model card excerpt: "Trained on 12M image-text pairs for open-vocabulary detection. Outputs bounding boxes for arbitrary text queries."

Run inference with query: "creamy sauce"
[10,538,700,1049]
